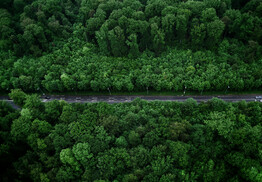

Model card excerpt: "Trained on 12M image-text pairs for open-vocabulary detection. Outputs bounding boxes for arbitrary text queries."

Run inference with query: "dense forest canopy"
[1,91,262,181]
[1,1,262,181]
[0,0,262,93]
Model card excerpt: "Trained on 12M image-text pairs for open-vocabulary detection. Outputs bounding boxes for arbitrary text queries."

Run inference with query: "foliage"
[1,40,261,93]
[0,0,261,93]
[1,94,262,181]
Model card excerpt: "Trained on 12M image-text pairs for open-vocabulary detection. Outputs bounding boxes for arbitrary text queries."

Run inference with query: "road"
[40,95,260,103]
[1,94,261,110]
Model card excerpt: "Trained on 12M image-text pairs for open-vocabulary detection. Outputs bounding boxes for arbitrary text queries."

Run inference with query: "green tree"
[96,24,110,55]
[150,23,165,53]
[204,111,234,139]
[115,136,128,148]
[190,23,206,48]
[126,33,139,58]
[72,142,93,167]
[60,148,81,171]
[128,130,141,146]
[9,89,27,106]
[11,108,32,141]
[24,94,44,119]
[206,20,225,48]
[162,14,176,44]
[108,26,128,56]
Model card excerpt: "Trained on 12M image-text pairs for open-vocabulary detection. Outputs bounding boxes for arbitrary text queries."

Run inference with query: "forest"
[1,0,262,181]
[1,90,262,181]
[0,0,262,93]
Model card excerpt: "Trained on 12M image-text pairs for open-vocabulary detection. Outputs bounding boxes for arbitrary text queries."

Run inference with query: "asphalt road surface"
[40,95,261,103]
[1,94,261,110]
